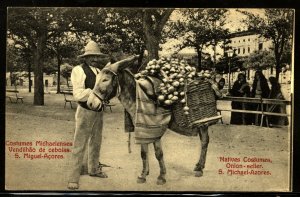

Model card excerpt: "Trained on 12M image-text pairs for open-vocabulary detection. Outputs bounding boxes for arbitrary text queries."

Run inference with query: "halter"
[92,67,121,105]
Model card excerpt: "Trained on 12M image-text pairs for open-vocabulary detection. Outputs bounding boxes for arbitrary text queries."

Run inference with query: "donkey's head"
[86,55,139,111]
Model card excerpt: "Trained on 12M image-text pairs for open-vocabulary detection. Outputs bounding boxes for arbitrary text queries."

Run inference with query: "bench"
[61,90,76,109]
[6,89,24,103]
[218,96,291,127]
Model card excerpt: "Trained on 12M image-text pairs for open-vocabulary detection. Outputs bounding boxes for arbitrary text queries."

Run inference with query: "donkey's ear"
[103,62,111,69]
[109,55,139,72]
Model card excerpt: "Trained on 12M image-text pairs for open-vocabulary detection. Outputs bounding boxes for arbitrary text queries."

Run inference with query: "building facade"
[227,30,273,57]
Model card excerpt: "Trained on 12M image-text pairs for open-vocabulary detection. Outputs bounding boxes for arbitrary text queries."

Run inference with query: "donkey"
[87,55,210,185]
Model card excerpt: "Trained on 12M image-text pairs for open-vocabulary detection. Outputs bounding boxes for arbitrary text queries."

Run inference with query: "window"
[243,39,245,42]
[243,48,245,54]
[259,43,263,50]
[248,47,250,53]
[248,38,250,41]
[238,48,240,54]
[239,40,240,43]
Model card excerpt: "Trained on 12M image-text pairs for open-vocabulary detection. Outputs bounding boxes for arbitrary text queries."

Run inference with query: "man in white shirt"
[68,41,109,190]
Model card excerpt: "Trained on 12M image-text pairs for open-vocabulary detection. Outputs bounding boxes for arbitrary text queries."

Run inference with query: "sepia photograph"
[5,7,294,192]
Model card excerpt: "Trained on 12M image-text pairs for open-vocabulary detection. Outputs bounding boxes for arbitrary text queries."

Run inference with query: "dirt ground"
[5,91,292,192]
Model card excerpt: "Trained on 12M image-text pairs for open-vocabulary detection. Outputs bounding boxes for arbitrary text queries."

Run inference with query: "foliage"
[60,63,73,79]
[97,8,147,72]
[166,8,229,70]
[43,59,58,75]
[8,7,173,101]
[242,49,275,70]
[7,8,91,97]
[200,55,214,70]
[7,44,25,73]
[215,54,245,74]
[280,40,292,67]
[99,9,145,55]
[8,8,59,105]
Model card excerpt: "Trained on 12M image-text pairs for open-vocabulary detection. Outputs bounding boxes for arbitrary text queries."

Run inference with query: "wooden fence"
[217,96,292,127]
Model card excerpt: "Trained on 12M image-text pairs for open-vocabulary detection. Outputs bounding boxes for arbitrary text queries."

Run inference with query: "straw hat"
[78,40,107,58]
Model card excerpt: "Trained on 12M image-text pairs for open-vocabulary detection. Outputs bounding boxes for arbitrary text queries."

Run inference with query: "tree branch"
[157,9,174,33]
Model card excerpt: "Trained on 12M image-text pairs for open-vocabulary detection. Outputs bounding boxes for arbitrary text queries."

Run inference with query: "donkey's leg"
[137,143,149,183]
[194,125,209,177]
[153,139,166,185]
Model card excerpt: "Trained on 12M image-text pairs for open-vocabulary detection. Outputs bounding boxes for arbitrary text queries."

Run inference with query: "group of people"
[219,70,288,127]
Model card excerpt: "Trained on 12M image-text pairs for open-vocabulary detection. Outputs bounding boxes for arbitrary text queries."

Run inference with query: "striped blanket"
[134,77,172,144]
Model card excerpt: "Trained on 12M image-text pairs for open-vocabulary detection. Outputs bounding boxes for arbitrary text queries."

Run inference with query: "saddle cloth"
[134,77,172,144]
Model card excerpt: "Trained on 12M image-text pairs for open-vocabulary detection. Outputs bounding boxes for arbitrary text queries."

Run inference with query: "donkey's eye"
[102,78,109,82]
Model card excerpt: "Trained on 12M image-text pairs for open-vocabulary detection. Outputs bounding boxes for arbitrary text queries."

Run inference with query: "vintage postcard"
[5,7,294,192]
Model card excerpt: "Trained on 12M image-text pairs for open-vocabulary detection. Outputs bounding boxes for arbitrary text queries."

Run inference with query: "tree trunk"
[213,42,217,66]
[66,77,69,88]
[270,66,273,75]
[275,63,281,80]
[10,71,13,86]
[274,49,281,81]
[274,39,285,80]
[142,9,173,62]
[145,34,159,61]
[28,62,32,93]
[196,46,202,71]
[33,31,47,105]
[56,56,62,94]
[247,69,250,80]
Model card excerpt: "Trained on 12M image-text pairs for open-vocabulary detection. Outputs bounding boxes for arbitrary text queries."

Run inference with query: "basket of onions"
[136,57,221,133]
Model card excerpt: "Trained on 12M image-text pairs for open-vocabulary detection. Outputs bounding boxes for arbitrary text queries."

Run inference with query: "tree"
[205,9,230,66]
[215,54,245,74]
[7,8,174,104]
[38,8,88,94]
[104,9,146,72]
[92,8,173,71]
[8,8,53,105]
[43,59,58,75]
[142,9,174,60]
[18,46,34,92]
[47,34,81,93]
[280,40,292,68]
[8,8,87,102]
[167,9,229,71]
[239,9,294,80]
[60,63,73,88]
[7,44,20,73]
[242,49,276,71]
[7,43,29,87]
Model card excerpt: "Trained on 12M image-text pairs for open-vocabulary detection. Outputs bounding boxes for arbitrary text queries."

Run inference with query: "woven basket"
[169,79,220,136]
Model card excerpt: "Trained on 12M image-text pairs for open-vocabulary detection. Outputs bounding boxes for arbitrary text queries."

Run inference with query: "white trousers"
[68,105,103,183]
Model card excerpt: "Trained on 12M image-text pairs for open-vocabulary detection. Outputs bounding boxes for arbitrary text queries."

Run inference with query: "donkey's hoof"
[195,170,203,177]
[137,176,146,184]
[157,177,166,185]
[194,164,202,171]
